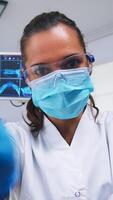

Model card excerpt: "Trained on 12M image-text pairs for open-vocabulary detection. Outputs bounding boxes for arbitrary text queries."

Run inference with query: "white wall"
[87,34,113,65]
[0,100,27,122]
[87,34,113,112]
[0,0,113,52]
[92,61,113,112]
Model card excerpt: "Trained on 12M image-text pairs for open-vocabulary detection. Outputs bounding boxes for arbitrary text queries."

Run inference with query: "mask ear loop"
[88,65,93,75]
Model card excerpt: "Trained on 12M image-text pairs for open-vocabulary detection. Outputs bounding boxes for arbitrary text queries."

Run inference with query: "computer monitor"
[0,52,31,100]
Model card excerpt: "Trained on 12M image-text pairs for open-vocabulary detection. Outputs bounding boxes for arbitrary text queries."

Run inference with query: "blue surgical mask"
[29,67,94,119]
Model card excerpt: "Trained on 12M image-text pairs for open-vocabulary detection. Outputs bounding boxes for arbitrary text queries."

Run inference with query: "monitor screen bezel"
[0,52,31,101]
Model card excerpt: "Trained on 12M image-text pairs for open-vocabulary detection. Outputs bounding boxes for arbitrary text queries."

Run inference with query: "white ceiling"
[0,0,113,51]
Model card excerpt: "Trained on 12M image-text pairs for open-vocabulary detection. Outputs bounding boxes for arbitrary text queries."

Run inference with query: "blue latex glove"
[0,120,17,200]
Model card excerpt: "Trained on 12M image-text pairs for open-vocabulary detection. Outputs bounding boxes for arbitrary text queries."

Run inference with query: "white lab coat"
[5,105,113,200]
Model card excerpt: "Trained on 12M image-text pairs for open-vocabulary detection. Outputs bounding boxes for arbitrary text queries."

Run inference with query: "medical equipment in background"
[0,53,31,106]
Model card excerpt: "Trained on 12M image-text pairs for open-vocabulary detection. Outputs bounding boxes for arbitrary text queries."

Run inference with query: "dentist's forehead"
[25,23,84,66]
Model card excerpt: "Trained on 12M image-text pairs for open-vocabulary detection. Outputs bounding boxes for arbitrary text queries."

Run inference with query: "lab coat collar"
[39,104,96,150]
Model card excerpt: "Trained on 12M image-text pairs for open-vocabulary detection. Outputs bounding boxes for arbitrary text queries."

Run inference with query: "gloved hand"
[0,120,17,200]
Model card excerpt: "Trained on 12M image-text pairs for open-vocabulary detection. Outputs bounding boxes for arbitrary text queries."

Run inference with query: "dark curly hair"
[20,11,99,136]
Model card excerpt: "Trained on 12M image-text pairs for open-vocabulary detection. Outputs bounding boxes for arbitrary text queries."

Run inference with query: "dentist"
[1,11,113,200]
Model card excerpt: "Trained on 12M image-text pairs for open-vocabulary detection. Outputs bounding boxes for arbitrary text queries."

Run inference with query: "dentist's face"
[24,23,88,81]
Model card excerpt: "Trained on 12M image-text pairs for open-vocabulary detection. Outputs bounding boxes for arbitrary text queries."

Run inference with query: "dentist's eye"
[61,57,82,69]
[33,65,52,76]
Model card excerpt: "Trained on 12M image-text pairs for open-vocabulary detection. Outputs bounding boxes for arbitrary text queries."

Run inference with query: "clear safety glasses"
[22,53,95,81]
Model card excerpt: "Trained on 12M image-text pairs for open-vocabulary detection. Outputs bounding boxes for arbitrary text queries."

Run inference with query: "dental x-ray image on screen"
[0,53,31,99]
